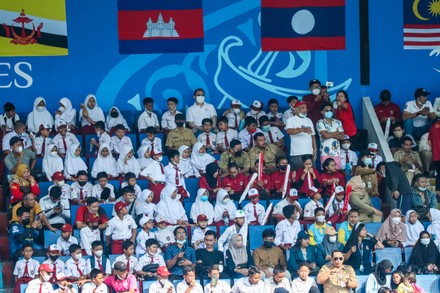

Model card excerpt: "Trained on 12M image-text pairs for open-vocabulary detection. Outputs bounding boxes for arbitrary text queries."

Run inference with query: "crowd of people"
[6,81,440,293]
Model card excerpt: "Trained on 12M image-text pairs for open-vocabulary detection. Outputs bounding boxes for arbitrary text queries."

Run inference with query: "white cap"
[48,244,60,252]
[251,100,262,109]
[232,99,241,106]
[155,215,167,223]
[139,215,152,227]
[234,210,245,218]
[56,272,67,281]
[335,186,345,194]
[341,134,350,140]
[248,188,259,198]
[288,188,298,198]
[368,143,378,150]
[151,146,163,156]
[56,120,67,128]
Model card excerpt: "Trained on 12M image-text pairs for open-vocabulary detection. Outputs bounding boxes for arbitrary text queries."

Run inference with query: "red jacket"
[320,171,346,197]
[249,173,273,192]
[10,182,40,205]
[199,176,221,199]
[271,170,294,192]
[221,174,248,194]
[294,168,321,195]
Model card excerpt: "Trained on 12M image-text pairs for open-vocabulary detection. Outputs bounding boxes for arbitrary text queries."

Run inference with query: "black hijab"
[205,162,220,189]
[343,223,365,253]
[373,260,393,286]
[410,230,440,268]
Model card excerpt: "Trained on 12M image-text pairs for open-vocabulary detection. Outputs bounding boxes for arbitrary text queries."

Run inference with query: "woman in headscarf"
[178,145,197,178]
[10,164,40,205]
[190,188,214,224]
[42,144,64,181]
[117,145,140,178]
[213,188,237,226]
[409,231,440,274]
[319,226,343,262]
[79,94,105,134]
[190,142,215,176]
[91,143,119,179]
[427,208,440,249]
[365,260,393,293]
[63,143,87,181]
[137,145,152,171]
[105,106,130,134]
[55,97,77,133]
[156,185,188,226]
[343,223,384,275]
[348,175,382,223]
[138,189,156,219]
[198,162,221,200]
[288,230,325,276]
[225,233,253,278]
[377,209,407,247]
[403,210,424,247]
[26,97,54,133]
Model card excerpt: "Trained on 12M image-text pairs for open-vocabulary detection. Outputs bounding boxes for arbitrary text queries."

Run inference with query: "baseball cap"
[288,188,299,199]
[151,146,162,156]
[115,201,128,213]
[56,273,67,281]
[250,100,263,110]
[52,171,64,181]
[157,266,171,276]
[197,214,208,222]
[340,134,350,141]
[56,120,67,129]
[155,215,167,223]
[48,244,60,253]
[295,101,306,108]
[139,215,152,227]
[325,226,337,236]
[39,264,54,273]
[248,188,259,199]
[234,210,245,218]
[113,261,127,271]
[39,123,52,131]
[60,224,73,232]
[368,143,378,151]
[335,186,345,194]
[309,79,321,87]
[414,88,431,97]
[231,99,241,106]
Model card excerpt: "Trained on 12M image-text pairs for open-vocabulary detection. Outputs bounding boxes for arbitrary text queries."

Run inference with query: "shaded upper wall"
[0,0,362,121]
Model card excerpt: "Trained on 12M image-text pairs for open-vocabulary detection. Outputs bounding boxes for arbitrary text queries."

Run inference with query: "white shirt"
[262,126,284,144]
[138,111,160,130]
[243,202,265,225]
[0,113,20,132]
[33,136,52,156]
[85,256,112,275]
[91,183,116,200]
[64,258,88,278]
[105,215,137,240]
[264,277,292,293]
[39,194,71,225]
[164,163,186,188]
[70,181,93,202]
[225,111,243,129]
[216,129,238,150]
[231,278,265,293]
[113,255,138,274]
[340,149,358,169]
[328,199,351,218]
[2,131,32,151]
[274,219,301,246]
[80,226,101,255]
[283,109,296,124]
[303,200,324,218]
[112,197,143,217]
[110,136,133,155]
[154,227,175,248]
[245,111,267,126]
[316,118,344,157]
[14,258,40,278]
[186,103,217,127]
[57,235,78,256]
[290,277,317,293]
[140,160,166,182]
[135,229,156,256]
[238,128,263,149]
[404,100,434,127]
[161,110,183,130]
[365,274,391,293]
[176,280,204,293]
[148,280,176,293]
[42,259,65,277]
[140,137,162,149]
[52,133,80,155]
[197,132,217,150]
[218,223,248,252]
[97,132,112,148]
[25,279,54,293]
[120,182,141,197]
[135,252,165,271]
[81,282,108,293]
[285,115,315,156]
[272,199,302,217]
[191,227,211,249]
[203,281,232,293]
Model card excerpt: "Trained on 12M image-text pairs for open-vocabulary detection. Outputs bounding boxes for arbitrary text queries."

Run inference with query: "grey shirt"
[5,149,36,173]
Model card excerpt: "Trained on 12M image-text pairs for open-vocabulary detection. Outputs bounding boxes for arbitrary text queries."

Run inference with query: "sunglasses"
[333,257,344,261]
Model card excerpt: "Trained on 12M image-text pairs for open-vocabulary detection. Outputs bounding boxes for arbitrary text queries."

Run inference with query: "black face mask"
[78,181,87,187]
[49,255,59,261]
[22,219,30,226]
[110,111,119,118]
[176,121,184,127]
[263,241,274,248]
[92,225,99,230]
[234,150,242,157]
[280,165,287,171]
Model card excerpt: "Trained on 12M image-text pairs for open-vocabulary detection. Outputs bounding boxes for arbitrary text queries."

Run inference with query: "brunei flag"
[0,0,68,56]
[118,0,204,54]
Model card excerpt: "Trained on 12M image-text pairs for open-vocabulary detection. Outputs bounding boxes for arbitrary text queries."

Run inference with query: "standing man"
[186,88,217,133]
[302,79,330,124]
[316,250,358,292]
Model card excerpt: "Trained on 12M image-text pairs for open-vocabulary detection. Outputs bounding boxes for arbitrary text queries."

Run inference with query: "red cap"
[115,201,128,213]
[295,101,306,108]
[39,264,54,273]
[86,212,100,223]
[52,171,64,181]
[60,224,73,232]
[157,266,171,276]
[197,214,208,222]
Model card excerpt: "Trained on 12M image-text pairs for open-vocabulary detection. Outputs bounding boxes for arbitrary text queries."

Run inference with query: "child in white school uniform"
[56,224,78,256]
[64,244,89,282]
[52,120,80,158]
[80,213,102,256]
[42,244,65,283]
[135,238,166,280]
[136,216,156,257]
[242,188,266,226]
[112,240,138,275]
[85,241,111,277]
[31,123,52,157]
[91,171,116,202]
[110,124,133,156]
[14,244,40,293]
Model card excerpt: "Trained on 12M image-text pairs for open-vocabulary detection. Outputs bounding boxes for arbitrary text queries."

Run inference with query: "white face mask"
[392,217,401,225]
[94,250,103,257]
[329,236,337,243]
[196,95,205,104]
[74,253,82,260]
[42,273,50,282]
[57,180,65,187]
[96,131,101,138]
[250,109,258,115]
[58,106,66,112]
[298,112,307,118]
[223,198,229,203]
[156,156,163,162]
[312,88,321,96]
[295,213,300,220]
[50,151,58,157]
[232,108,241,114]
[421,238,430,245]
[342,143,351,150]
[15,146,23,153]
[127,198,135,203]
[37,106,45,112]
[316,215,325,223]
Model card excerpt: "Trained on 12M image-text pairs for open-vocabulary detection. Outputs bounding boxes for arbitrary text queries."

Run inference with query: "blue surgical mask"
[418,186,427,192]
[324,111,333,119]
[262,125,271,132]
[201,195,209,202]
[364,157,372,166]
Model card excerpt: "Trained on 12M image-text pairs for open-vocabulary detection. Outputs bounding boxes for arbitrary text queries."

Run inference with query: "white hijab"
[79,94,105,126]
[42,144,63,181]
[427,208,440,239]
[56,97,76,128]
[156,185,187,224]
[178,145,194,177]
[403,209,424,247]
[139,189,156,218]
[214,188,237,222]
[190,142,215,173]
[106,106,130,131]
[190,188,214,224]
[137,145,153,170]
[117,145,141,177]
[64,143,87,179]
[27,97,54,133]
[91,143,118,178]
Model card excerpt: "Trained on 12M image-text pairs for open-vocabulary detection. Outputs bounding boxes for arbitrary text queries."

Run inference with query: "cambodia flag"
[261,0,346,51]
[118,0,204,54]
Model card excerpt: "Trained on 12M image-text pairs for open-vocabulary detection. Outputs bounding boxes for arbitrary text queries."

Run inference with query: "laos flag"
[118,0,204,54]
[261,0,346,51]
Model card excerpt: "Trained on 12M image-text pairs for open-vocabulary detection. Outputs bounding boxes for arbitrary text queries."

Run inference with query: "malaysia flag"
[403,0,440,50]
[261,0,346,51]
[118,0,204,54]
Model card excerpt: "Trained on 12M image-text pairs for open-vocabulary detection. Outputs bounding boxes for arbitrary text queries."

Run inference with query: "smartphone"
[325,81,334,87]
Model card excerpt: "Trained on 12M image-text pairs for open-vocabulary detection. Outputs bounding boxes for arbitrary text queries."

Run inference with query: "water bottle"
[90,138,95,153]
